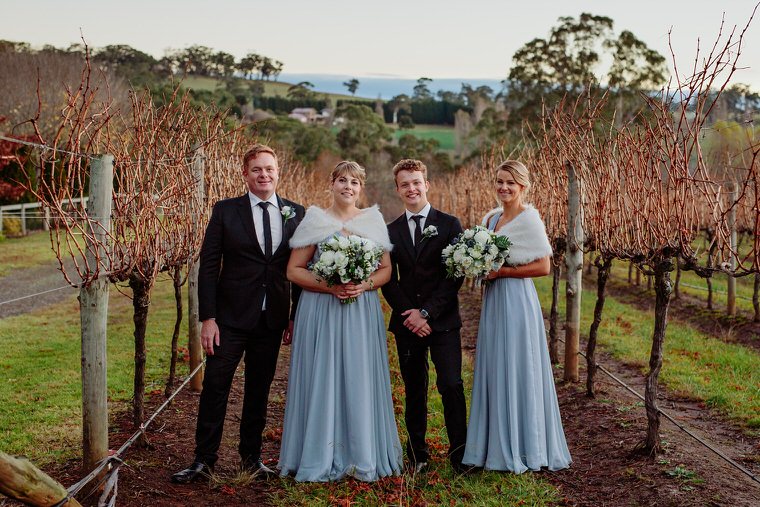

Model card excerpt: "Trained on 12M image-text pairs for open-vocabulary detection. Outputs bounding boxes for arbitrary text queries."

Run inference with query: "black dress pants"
[194,318,282,466]
[394,327,467,466]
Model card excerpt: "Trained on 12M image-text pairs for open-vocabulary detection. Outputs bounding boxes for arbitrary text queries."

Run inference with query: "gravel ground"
[0,261,78,319]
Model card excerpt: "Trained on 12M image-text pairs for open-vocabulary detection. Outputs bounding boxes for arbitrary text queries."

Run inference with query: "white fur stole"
[289,205,393,251]
[482,204,552,266]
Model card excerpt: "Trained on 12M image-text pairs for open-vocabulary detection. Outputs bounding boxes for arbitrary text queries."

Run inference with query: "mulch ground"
[32,286,760,506]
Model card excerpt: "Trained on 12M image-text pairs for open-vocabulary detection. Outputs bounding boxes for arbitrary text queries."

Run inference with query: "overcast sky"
[4,0,760,87]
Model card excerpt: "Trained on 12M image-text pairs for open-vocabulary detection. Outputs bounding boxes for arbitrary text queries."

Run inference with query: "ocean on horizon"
[277,73,504,100]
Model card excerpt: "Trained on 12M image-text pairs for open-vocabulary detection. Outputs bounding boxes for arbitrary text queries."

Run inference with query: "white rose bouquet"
[310,234,384,304]
[441,225,512,282]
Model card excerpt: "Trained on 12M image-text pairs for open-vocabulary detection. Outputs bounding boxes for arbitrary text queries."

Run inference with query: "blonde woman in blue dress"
[278,161,403,482]
[462,160,571,473]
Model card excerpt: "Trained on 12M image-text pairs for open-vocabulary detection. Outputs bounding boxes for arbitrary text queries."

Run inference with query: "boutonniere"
[281,206,296,222]
[422,225,438,240]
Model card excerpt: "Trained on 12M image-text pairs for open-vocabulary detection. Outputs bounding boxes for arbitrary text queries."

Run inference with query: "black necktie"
[411,215,423,252]
[258,202,273,257]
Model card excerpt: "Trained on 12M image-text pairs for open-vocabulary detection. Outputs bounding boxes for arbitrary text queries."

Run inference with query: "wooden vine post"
[188,148,205,391]
[727,182,738,316]
[564,161,583,382]
[80,154,113,471]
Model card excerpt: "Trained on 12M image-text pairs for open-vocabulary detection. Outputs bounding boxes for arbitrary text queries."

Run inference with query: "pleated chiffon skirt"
[278,289,403,482]
[463,277,571,473]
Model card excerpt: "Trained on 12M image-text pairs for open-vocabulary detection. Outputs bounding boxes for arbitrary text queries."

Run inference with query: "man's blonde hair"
[242,143,278,168]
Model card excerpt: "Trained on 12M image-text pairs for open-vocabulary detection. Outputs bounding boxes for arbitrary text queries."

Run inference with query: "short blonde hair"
[392,159,428,183]
[496,160,531,193]
[242,143,278,168]
[331,160,366,186]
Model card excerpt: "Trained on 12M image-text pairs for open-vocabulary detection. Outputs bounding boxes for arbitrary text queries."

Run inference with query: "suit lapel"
[394,214,416,261]
[236,194,265,257]
[273,195,295,256]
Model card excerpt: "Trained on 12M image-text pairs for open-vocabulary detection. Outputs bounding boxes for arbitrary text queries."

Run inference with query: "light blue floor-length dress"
[462,212,571,473]
[278,240,403,482]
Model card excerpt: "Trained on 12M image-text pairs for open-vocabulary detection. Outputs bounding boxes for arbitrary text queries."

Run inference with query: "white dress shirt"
[248,192,282,310]
[248,191,283,254]
[405,203,431,245]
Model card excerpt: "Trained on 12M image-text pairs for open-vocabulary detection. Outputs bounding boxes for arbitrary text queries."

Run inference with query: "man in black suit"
[382,159,467,474]
[172,144,305,483]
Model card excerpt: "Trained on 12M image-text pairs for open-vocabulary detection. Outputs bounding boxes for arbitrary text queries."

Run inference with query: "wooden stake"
[80,154,113,471]
[564,161,583,382]
[727,183,737,316]
[0,452,82,507]
[188,148,205,392]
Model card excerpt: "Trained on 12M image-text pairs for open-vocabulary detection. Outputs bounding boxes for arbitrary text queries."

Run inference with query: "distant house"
[242,108,275,124]
[288,107,319,123]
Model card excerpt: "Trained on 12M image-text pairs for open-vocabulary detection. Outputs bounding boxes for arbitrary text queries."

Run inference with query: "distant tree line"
[0,40,284,87]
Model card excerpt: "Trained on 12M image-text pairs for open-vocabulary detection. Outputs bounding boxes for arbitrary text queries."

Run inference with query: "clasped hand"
[331,282,366,301]
[402,309,431,337]
[485,268,502,281]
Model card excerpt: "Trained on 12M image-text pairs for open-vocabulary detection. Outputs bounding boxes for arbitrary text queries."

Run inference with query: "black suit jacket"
[383,207,464,334]
[198,194,305,331]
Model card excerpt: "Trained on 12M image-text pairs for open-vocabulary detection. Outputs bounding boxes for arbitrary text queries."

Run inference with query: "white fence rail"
[0,197,88,236]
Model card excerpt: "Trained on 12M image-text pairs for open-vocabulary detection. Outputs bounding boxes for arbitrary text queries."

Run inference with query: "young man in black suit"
[382,159,467,474]
[172,144,305,483]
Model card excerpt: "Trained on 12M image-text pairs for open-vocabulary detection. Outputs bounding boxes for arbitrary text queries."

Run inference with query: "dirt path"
[0,260,77,319]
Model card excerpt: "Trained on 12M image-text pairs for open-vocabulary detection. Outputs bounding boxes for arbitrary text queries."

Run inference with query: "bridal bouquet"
[311,234,384,304]
[441,226,512,281]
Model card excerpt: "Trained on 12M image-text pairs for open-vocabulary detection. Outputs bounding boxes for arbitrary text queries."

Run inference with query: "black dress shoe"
[171,461,212,484]
[241,458,277,479]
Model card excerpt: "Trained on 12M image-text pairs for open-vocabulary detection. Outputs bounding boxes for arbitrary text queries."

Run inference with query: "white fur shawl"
[289,205,393,251]
[482,204,553,266]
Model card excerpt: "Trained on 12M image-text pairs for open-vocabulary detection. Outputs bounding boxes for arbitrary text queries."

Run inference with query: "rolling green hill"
[181,75,372,102]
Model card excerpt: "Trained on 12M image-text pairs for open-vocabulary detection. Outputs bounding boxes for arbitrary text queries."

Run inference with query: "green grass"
[611,258,758,316]
[269,321,560,506]
[0,274,182,464]
[393,124,456,151]
[0,231,58,277]
[534,275,760,429]
[181,75,370,102]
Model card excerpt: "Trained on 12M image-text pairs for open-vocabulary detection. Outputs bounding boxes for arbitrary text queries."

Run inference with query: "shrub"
[2,217,23,237]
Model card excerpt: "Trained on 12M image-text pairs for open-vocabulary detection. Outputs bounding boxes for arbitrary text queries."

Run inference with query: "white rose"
[338,236,350,249]
[463,229,475,239]
[319,251,336,266]
[474,230,491,246]
[334,252,348,267]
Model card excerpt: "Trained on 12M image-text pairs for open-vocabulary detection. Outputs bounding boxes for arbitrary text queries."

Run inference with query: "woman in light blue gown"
[462,160,571,473]
[278,161,403,482]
